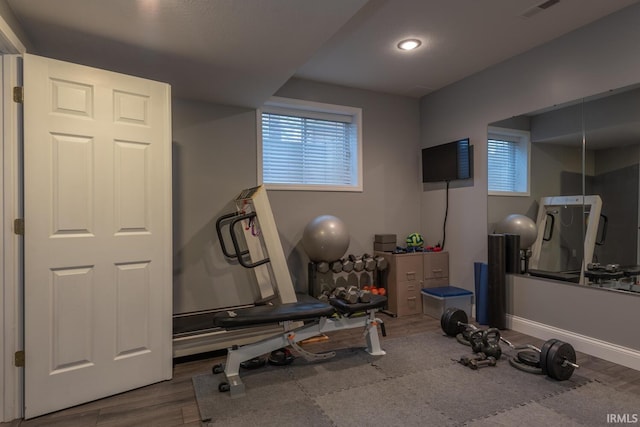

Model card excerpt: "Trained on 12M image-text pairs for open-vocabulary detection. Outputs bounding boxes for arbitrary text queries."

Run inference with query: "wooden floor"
[3,313,640,426]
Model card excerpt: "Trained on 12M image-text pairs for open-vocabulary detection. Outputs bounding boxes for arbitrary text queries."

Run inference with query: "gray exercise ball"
[301,215,350,262]
[495,214,538,249]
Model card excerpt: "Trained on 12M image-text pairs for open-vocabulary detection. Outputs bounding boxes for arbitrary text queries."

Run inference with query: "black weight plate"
[517,350,541,368]
[547,341,576,381]
[441,307,454,333]
[442,308,468,336]
[441,307,461,335]
[545,340,566,380]
[240,357,266,370]
[509,356,544,375]
[539,339,557,375]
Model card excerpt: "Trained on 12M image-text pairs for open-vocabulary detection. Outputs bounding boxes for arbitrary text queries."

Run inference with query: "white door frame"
[0,13,25,423]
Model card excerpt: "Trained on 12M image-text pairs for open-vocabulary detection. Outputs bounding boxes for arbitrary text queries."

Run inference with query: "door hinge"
[14,351,25,367]
[13,86,23,103]
[14,218,24,235]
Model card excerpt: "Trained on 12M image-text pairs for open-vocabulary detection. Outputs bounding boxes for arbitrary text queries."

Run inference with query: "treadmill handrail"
[229,213,271,269]
[215,211,250,259]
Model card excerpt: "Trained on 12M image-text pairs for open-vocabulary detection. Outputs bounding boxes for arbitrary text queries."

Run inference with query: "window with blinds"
[258,97,362,191]
[487,127,530,195]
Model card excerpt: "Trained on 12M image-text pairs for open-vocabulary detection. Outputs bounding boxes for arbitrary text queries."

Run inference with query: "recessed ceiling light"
[397,39,421,51]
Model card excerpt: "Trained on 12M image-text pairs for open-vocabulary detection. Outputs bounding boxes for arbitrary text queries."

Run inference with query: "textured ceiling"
[5,0,639,107]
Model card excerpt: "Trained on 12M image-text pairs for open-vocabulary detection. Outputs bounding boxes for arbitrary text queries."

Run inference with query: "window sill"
[488,191,530,197]
[263,183,363,192]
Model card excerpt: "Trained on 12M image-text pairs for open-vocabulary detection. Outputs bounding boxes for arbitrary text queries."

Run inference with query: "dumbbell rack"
[307,257,387,300]
[307,260,396,317]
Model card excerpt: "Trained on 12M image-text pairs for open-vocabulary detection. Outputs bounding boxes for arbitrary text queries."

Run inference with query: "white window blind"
[259,97,362,191]
[487,127,530,195]
[488,138,517,191]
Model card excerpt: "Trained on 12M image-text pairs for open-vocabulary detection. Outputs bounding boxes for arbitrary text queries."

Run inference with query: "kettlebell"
[469,329,485,354]
[481,328,502,360]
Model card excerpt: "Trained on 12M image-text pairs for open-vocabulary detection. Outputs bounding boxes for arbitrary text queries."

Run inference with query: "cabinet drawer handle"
[407,296,416,308]
[406,272,416,280]
[407,284,416,291]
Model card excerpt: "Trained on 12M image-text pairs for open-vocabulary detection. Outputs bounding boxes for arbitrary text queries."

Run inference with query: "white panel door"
[23,54,172,418]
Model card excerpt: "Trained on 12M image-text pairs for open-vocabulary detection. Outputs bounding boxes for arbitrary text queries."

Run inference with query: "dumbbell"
[374,256,388,271]
[362,254,377,272]
[442,307,579,380]
[341,258,354,273]
[316,261,330,273]
[335,286,359,304]
[317,284,333,302]
[457,353,496,369]
[358,288,372,303]
[330,260,343,274]
[469,356,497,370]
[348,254,364,272]
[317,289,331,303]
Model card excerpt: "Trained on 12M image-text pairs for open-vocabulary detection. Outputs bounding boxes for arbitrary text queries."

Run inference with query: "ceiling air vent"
[521,0,560,18]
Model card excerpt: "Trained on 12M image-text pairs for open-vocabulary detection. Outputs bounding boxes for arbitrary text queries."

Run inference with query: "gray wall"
[172,99,260,314]
[172,79,421,313]
[420,3,640,349]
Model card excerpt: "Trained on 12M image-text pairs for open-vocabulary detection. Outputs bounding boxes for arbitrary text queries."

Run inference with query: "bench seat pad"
[213,300,335,328]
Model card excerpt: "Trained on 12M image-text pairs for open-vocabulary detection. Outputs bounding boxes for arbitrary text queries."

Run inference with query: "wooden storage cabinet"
[423,251,449,288]
[377,251,449,316]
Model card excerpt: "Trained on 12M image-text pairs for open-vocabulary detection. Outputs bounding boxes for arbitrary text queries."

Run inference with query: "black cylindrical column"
[504,234,521,274]
[487,234,507,329]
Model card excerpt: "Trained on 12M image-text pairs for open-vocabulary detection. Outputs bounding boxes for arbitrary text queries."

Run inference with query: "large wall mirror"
[487,83,640,294]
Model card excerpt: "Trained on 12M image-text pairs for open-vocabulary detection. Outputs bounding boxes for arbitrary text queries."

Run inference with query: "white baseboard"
[507,314,640,372]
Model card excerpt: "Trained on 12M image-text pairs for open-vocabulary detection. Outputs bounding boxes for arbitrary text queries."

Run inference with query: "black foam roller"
[487,234,507,329]
[504,234,521,274]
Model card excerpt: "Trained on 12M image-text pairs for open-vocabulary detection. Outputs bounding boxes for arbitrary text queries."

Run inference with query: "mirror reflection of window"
[488,127,530,196]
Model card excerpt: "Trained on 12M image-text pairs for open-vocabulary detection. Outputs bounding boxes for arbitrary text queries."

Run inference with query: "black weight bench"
[212,295,388,397]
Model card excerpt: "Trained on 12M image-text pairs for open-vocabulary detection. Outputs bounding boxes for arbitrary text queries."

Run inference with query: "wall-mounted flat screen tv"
[421,138,471,183]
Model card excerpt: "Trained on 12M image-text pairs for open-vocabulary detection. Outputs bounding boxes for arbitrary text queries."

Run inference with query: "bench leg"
[364,310,386,356]
[218,310,386,397]
[221,321,324,397]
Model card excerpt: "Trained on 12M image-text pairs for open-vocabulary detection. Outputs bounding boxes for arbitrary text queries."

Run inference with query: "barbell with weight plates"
[441,307,579,381]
